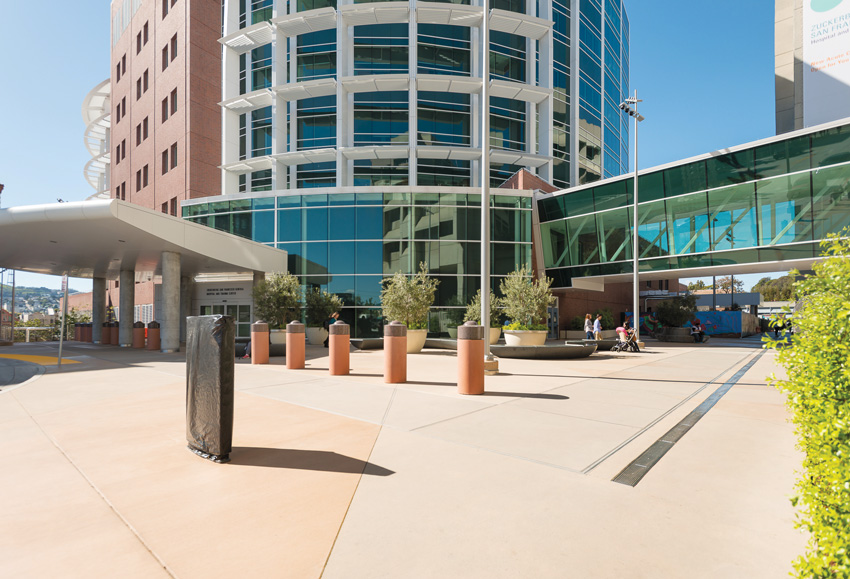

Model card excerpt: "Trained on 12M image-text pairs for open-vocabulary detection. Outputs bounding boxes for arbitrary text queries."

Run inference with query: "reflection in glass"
[811,162,850,242]
[757,172,813,246]
[707,183,758,251]
[669,193,709,255]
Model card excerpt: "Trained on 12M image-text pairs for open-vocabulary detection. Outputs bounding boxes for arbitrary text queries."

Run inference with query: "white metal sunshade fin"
[220,21,274,54]
[271,149,337,166]
[273,78,338,101]
[340,2,410,26]
[488,9,551,40]
[416,4,483,26]
[273,8,337,37]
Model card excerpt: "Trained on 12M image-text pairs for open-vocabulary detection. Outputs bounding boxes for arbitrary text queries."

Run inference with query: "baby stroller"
[612,328,640,353]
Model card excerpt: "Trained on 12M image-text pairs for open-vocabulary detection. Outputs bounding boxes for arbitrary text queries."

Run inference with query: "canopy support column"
[161,251,181,353]
[118,270,135,346]
[91,277,106,344]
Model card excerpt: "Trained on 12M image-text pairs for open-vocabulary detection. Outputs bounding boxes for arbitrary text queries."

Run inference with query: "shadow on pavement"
[483,391,569,400]
[228,447,395,476]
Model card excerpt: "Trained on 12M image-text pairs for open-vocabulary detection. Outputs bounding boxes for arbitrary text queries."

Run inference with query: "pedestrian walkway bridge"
[537,118,850,287]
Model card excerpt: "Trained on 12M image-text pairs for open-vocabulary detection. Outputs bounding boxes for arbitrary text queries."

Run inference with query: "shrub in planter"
[767,230,850,577]
[464,289,504,343]
[305,288,344,327]
[251,272,302,329]
[464,289,503,328]
[381,263,439,353]
[304,288,344,344]
[499,266,554,331]
[380,262,439,330]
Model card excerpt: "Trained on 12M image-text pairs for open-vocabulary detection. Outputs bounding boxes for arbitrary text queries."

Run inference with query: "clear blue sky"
[0,0,783,291]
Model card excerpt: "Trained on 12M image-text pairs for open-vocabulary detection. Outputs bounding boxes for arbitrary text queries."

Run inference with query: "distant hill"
[0,285,84,314]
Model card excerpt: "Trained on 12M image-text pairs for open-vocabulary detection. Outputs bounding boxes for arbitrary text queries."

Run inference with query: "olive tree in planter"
[464,289,504,344]
[251,272,302,345]
[499,267,555,346]
[380,262,439,353]
[304,288,344,345]
[655,294,697,342]
[444,297,467,339]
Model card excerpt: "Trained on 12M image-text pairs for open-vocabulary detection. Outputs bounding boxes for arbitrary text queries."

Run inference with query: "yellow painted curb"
[0,354,81,365]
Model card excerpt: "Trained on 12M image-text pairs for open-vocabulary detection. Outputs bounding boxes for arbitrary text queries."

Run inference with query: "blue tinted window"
[277,209,301,242]
[253,211,274,243]
[304,207,328,240]
[328,241,355,274]
[356,206,383,239]
[328,207,355,240]
[356,241,383,274]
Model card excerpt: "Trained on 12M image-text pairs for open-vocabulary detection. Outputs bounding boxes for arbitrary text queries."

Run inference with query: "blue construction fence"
[626,311,759,337]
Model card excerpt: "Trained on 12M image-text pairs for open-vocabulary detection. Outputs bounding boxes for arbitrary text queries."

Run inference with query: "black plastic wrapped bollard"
[186,315,235,463]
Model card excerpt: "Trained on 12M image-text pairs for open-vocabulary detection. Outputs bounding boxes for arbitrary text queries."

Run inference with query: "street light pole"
[619,91,645,342]
[480,8,493,366]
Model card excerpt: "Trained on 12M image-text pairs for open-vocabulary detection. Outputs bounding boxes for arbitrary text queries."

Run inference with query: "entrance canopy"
[0,199,285,279]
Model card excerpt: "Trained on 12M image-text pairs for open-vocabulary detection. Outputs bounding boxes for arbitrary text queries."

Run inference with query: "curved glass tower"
[218,0,629,191]
[184,0,629,337]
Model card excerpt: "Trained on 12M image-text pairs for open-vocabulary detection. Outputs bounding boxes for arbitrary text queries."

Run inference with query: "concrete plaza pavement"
[0,337,804,577]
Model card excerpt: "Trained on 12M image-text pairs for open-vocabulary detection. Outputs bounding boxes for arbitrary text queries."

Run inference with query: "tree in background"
[751,275,796,301]
[767,230,850,577]
[655,294,697,328]
[716,276,745,294]
[687,280,709,291]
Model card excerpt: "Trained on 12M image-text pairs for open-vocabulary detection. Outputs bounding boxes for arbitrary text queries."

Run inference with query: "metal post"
[729,275,735,312]
[631,91,640,343]
[10,270,15,341]
[480,8,492,361]
[712,276,716,310]
[58,274,69,368]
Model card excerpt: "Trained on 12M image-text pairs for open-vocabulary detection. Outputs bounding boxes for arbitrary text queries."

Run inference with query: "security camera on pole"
[619,91,645,345]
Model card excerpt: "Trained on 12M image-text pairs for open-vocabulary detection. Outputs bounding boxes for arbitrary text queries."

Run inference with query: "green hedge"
[768,230,850,578]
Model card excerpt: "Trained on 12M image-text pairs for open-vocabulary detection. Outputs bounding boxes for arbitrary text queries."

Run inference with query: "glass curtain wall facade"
[538,122,850,287]
[219,0,629,191]
[184,189,533,337]
[209,0,628,336]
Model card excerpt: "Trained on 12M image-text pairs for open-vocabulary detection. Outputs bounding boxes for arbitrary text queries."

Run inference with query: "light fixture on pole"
[480,5,496,374]
[619,91,645,343]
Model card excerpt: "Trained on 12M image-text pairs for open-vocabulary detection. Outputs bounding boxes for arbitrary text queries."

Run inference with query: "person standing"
[323,312,339,348]
[583,314,593,340]
[593,314,602,340]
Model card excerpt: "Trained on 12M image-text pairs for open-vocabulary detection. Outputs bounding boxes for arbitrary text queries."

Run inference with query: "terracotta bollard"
[286,321,305,370]
[146,321,161,351]
[251,321,270,364]
[457,321,485,395]
[384,321,407,384]
[132,321,146,348]
[329,319,350,376]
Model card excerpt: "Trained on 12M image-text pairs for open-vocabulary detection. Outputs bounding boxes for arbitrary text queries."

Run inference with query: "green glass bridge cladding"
[538,121,850,287]
[183,190,533,338]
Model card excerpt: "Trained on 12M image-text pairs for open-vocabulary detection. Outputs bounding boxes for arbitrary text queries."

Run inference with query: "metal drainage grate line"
[612,350,766,487]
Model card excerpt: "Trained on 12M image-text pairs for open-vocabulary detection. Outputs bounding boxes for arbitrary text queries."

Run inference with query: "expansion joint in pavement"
[610,349,768,487]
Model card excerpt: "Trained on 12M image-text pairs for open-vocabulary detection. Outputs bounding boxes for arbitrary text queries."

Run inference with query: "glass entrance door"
[199,304,252,337]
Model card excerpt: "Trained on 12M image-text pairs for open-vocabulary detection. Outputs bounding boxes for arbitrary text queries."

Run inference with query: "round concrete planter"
[269,328,286,345]
[656,327,693,343]
[407,329,428,353]
[306,326,328,345]
[447,327,458,339]
[489,327,502,344]
[503,330,547,346]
